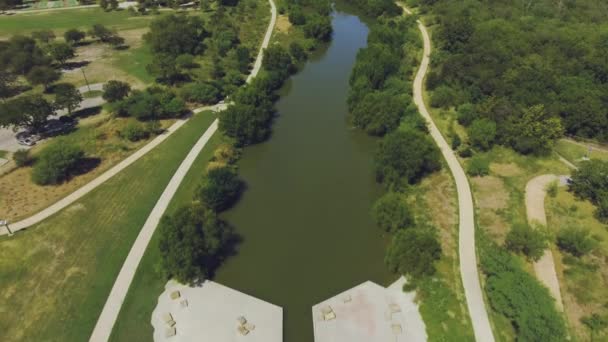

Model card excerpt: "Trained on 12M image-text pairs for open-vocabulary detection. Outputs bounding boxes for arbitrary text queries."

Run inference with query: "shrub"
[451,133,461,150]
[31,141,84,185]
[372,192,414,232]
[13,149,31,167]
[375,129,441,186]
[480,237,567,341]
[351,91,407,136]
[505,223,548,261]
[456,103,478,126]
[458,145,473,158]
[385,228,442,278]
[119,120,150,142]
[468,118,496,151]
[467,155,490,176]
[430,85,456,108]
[197,166,241,212]
[557,227,597,257]
[546,181,558,198]
[64,29,86,45]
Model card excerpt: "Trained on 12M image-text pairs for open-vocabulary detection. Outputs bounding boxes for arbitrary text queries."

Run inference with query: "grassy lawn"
[82,90,103,98]
[411,170,475,341]
[554,139,608,166]
[547,189,608,341]
[0,114,175,221]
[109,132,223,342]
[0,8,159,36]
[0,111,216,342]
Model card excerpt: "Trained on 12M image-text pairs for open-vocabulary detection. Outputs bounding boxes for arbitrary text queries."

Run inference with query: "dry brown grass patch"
[472,176,508,210]
[490,162,523,177]
[421,171,458,253]
[276,15,292,33]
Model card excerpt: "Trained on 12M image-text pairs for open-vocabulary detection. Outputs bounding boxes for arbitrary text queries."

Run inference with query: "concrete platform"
[312,277,427,342]
[152,280,282,342]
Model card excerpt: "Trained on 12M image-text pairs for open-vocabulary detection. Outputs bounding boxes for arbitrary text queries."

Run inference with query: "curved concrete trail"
[88,1,276,341]
[405,5,495,342]
[525,175,569,311]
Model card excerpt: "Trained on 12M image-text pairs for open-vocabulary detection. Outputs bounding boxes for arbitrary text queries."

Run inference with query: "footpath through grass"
[0,111,216,342]
[109,131,222,342]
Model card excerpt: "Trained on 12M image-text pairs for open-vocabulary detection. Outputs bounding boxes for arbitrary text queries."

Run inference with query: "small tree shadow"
[71,157,101,177]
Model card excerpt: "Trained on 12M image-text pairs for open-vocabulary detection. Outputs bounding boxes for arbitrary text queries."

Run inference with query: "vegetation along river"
[216,7,393,341]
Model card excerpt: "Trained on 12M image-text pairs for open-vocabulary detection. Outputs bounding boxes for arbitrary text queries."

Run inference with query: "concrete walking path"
[88,1,276,340]
[525,175,569,311]
[404,5,496,341]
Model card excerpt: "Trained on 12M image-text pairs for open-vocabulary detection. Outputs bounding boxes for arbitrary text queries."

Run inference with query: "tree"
[0,70,16,100]
[197,166,241,212]
[48,42,75,66]
[288,6,306,25]
[159,204,232,283]
[556,227,597,257]
[102,80,131,102]
[506,105,563,154]
[430,85,457,108]
[88,24,113,42]
[219,102,273,146]
[505,223,548,261]
[351,91,407,136]
[31,140,85,185]
[144,14,207,57]
[64,29,86,45]
[385,228,442,278]
[456,103,478,126]
[0,94,54,131]
[146,54,184,84]
[26,66,60,91]
[180,82,221,104]
[0,35,51,75]
[372,192,414,233]
[303,14,332,41]
[175,54,196,69]
[0,0,22,11]
[375,129,441,186]
[54,83,83,115]
[469,118,496,151]
[569,159,608,203]
[263,44,293,74]
[31,30,55,43]
[289,42,306,62]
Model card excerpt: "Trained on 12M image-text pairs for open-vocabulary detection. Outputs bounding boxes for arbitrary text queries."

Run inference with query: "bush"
[119,120,150,142]
[467,155,489,176]
[13,149,31,167]
[375,129,441,186]
[480,237,567,341]
[158,204,233,284]
[430,85,456,108]
[557,227,597,257]
[458,145,473,158]
[505,223,548,261]
[372,192,414,232]
[197,166,241,212]
[31,141,84,185]
[456,103,478,126]
[351,91,408,136]
[451,133,461,150]
[546,181,558,198]
[468,118,496,151]
[385,228,442,278]
[114,88,186,120]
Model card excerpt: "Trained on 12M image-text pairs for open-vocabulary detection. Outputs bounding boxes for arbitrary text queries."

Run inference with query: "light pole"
[81,68,91,92]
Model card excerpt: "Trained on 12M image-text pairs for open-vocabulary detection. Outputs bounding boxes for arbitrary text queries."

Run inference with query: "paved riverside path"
[88,1,276,340]
[403,4,496,341]
[525,175,569,311]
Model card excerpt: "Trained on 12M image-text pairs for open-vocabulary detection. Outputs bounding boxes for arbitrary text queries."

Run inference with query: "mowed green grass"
[0,111,217,342]
[0,8,158,36]
[554,139,608,166]
[109,132,222,342]
[115,43,155,84]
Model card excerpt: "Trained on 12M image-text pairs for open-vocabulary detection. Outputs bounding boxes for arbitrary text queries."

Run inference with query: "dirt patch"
[471,176,508,210]
[276,15,292,33]
[119,27,148,48]
[490,162,522,177]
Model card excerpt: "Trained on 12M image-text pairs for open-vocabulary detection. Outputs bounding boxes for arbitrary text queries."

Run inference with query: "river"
[216,8,392,341]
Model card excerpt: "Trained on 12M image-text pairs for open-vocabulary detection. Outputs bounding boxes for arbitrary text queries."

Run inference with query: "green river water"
[216,8,393,341]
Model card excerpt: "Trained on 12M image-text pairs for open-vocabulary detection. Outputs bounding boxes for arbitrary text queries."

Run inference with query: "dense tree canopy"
[0,94,55,131]
[159,204,233,283]
[372,192,414,232]
[374,129,441,186]
[425,0,608,148]
[54,83,83,115]
[102,80,131,102]
[197,166,241,212]
[144,14,207,57]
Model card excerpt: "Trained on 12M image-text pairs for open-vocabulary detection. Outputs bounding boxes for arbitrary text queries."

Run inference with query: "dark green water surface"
[216,9,392,341]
